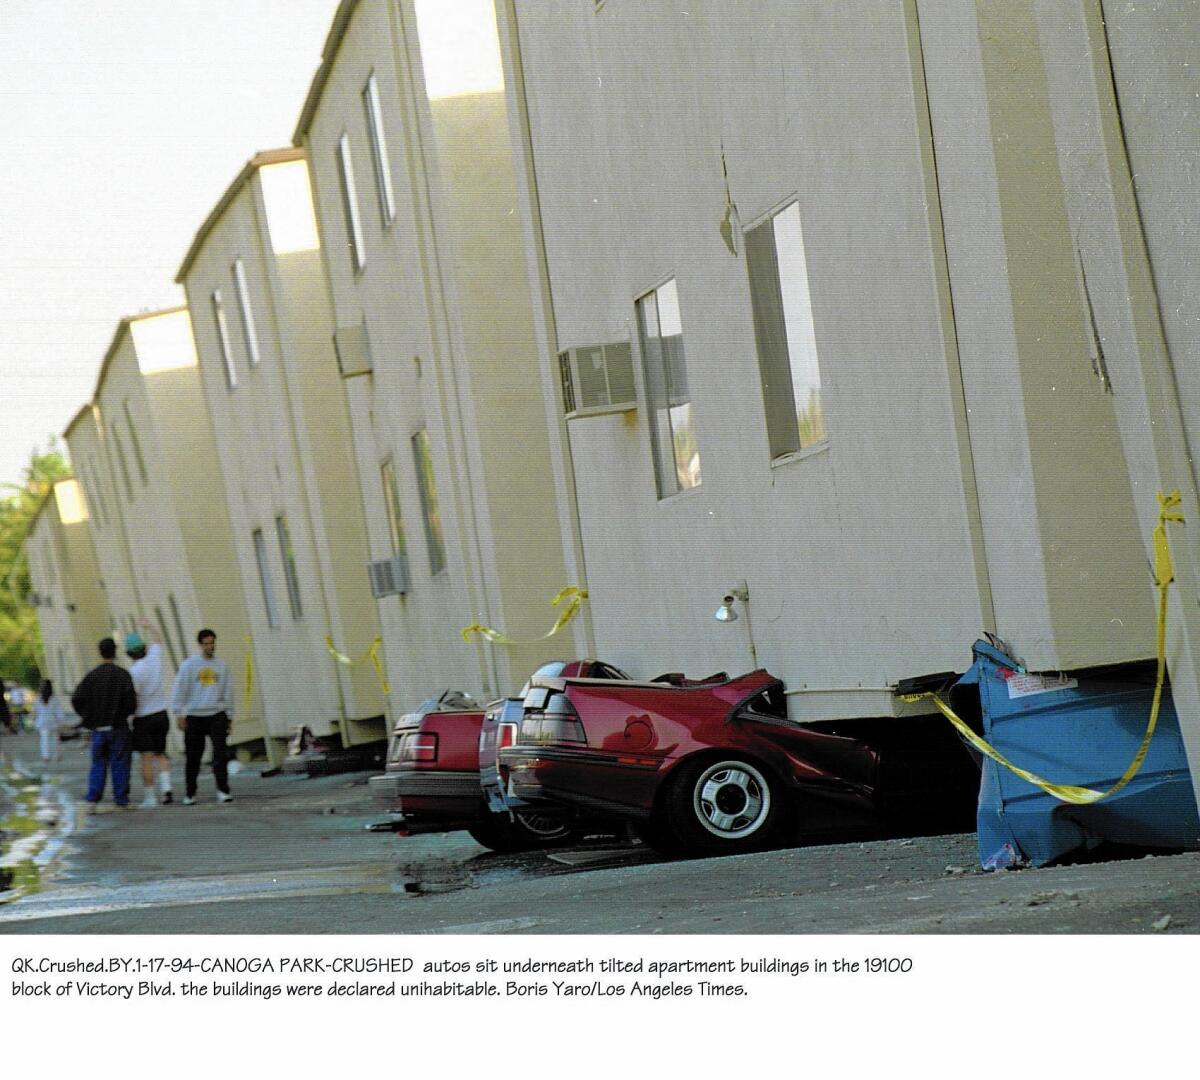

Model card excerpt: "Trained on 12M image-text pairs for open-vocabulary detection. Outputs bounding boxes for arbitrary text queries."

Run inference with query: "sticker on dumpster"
[1003,672,1078,699]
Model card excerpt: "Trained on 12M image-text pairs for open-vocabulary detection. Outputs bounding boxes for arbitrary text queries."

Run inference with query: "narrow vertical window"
[168,594,187,660]
[637,278,701,496]
[212,289,237,388]
[252,528,279,628]
[110,422,135,500]
[745,201,825,458]
[85,458,108,527]
[411,430,447,574]
[336,133,366,272]
[275,515,303,620]
[381,458,407,556]
[122,401,149,484]
[232,257,261,366]
[362,73,396,224]
[154,606,179,668]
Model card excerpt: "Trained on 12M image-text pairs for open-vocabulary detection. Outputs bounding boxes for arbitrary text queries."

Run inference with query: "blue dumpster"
[954,640,1200,868]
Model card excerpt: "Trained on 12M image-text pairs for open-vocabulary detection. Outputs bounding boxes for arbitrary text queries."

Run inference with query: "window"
[232,257,261,366]
[168,594,187,659]
[212,289,237,388]
[637,278,701,496]
[336,133,366,272]
[362,73,396,225]
[411,430,447,574]
[110,422,134,500]
[85,458,108,527]
[154,606,179,668]
[381,458,407,557]
[745,201,825,458]
[275,515,303,620]
[252,529,279,628]
[122,401,149,484]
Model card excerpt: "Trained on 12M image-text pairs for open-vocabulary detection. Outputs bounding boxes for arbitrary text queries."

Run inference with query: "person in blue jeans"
[71,637,137,813]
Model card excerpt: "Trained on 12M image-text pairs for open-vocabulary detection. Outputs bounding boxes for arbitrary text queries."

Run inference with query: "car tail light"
[519,693,587,746]
[401,732,438,762]
[497,722,518,750]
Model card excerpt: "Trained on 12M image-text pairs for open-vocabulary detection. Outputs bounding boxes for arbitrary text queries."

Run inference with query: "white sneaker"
[140,792,158,809]
[182,795,196,806]
[216,791,234,804]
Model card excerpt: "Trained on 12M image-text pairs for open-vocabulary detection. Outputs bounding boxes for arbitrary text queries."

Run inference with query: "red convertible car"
[500,668,979,856]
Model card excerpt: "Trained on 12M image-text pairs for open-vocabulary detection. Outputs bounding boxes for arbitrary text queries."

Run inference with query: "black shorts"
[132,711,169,753]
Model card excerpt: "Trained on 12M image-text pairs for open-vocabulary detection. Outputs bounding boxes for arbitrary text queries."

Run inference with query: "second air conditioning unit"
[558,342,637,418]
[368,553,410,598]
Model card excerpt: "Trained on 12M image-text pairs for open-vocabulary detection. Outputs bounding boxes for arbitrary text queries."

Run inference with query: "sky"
[0,0,342,489]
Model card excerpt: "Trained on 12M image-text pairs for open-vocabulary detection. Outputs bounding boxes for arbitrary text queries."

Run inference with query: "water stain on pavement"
[0,766,74,903]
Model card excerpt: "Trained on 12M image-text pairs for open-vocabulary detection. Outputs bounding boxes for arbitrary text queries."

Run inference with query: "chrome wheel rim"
[692,760,771,840]
[514,811,570,839]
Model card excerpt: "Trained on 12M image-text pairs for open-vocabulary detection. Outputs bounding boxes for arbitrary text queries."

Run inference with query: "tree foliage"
[0,442,72,686]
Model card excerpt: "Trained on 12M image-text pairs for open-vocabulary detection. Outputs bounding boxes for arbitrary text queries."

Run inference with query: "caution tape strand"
[902,490,1182,806]
[325,635,390,696]
[461,586,588,646]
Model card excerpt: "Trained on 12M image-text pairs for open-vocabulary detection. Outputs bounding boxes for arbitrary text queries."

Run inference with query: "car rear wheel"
[467,811,576,853]
[662,756,784,855]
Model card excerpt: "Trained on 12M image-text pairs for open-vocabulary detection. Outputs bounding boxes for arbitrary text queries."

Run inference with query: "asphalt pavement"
[2,729,1198,934]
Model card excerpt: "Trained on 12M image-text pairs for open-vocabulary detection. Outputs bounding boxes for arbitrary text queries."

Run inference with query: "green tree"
[0,442,72,687]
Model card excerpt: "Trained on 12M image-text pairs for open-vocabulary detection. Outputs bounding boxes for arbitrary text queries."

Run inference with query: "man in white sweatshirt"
[171,628,233,805]
[126,623,174,807]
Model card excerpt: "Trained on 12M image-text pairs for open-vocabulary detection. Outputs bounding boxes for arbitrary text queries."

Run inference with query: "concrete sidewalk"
[3,729,1199,934]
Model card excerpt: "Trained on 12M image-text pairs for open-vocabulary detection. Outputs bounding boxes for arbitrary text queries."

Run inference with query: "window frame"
[122,401,149,485]
[336,132,367,273]
[381,457,407,558]
[109,421,135,501]
[411,430,447,575]
[275,514,304,621]
[744,198,827,462]
[362,72,397,226]
[636,277,702,498]
[252,528,279,629]
[232,257,261,367]
[212,288,238,389]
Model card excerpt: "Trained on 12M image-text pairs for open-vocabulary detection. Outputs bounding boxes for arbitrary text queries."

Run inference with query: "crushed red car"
[500,668,979,856]
[371,662,630,852]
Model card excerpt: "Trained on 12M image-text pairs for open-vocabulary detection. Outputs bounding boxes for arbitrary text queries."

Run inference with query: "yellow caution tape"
[902,490,1183,805]
[242,635,254,714]
[461,586,589,645]
[325,635,390,696]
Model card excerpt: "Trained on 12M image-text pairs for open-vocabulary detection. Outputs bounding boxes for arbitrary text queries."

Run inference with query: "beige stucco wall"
[503,0,1155,715]
[299,0,579,709]
[87,320,263,746]
[25,487,110,698]
[63,407,140,644]
[180,158,386,746]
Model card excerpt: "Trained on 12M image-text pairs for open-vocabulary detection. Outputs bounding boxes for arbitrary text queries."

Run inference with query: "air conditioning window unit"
[334,324,373,379]
[558,342,637,418]
[368,553,411,598]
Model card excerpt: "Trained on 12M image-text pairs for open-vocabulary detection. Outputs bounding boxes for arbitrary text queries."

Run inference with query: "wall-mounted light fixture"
[714,579,758,669]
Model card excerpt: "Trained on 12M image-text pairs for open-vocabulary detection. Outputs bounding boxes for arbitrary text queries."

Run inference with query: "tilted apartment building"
[63,403,141,648]
[63,309,264,749]
[484,0,1200,734]
[292,0,584,708]
[23,478,111,696]
[492,0,1200,783]
[176,148,388,756]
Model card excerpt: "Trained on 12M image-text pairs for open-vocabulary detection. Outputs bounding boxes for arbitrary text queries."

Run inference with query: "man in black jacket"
[72,637,137,812]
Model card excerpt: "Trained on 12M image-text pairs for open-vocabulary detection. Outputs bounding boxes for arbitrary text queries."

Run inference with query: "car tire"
[467,811,576,853]
[662,755,785,856]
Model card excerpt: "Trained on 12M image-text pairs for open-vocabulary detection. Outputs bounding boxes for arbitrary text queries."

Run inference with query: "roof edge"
[175,146,306,283]
[293,0,363,143]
